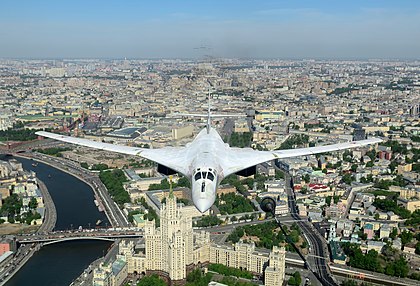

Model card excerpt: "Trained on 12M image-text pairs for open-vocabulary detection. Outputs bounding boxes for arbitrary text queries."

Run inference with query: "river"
[1,155,112,285]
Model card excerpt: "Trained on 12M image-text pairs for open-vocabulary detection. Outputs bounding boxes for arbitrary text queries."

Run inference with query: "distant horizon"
[1,1,419,59]
[2,57,420,62]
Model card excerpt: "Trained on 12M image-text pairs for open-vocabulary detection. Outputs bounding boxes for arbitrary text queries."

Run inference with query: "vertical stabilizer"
[207,89,211,134]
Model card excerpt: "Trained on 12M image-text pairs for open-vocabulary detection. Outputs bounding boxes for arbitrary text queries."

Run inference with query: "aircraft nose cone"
[195,198,212,213]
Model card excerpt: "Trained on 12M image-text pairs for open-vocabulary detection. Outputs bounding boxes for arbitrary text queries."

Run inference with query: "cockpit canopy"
[194,168,216,182]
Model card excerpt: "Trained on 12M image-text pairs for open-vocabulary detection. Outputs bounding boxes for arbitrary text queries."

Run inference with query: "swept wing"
[36,131,381,180]
[35,131,190,175]
[220,138,382,177]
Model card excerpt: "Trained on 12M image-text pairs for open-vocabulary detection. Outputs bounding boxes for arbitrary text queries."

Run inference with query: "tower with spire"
[145,176,193,283]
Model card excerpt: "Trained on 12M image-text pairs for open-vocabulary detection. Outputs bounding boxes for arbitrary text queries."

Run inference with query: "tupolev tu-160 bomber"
[36,103,382,213]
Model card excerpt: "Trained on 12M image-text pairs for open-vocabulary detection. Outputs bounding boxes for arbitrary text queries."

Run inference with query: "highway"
[283,172,338,286]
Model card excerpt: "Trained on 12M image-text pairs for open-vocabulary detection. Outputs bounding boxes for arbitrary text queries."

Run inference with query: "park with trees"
[99,169,130,206]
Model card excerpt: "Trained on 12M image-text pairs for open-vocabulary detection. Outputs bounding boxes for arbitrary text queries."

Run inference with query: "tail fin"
[207,89,211,134]
[169,90,245,133]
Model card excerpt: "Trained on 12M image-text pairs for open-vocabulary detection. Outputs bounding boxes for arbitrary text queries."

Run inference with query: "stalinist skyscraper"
[115,179,285,286]
[145,187,194,284]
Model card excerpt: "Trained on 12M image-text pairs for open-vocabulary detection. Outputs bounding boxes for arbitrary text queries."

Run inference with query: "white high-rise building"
[145,190,194,282]
[264,246,286,286]
[116,189,286,286]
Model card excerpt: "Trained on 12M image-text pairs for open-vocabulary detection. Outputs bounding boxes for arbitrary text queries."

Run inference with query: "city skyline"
[1,0,420,59]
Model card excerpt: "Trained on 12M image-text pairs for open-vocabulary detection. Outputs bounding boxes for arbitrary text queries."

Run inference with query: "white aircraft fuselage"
[187,128,226,213]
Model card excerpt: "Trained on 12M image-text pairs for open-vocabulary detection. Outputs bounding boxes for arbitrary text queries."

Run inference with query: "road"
[201,217,277,232]
[283,172,337,286]
[0,244,39,285]
[221,118,235,139]
[36,179,57,234]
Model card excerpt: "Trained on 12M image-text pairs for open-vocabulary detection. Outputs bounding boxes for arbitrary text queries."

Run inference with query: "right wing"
[220,138,382,177]
[35,131,190,175]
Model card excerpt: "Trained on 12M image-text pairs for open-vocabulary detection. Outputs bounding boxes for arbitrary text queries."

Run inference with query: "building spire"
[169,175,174,199]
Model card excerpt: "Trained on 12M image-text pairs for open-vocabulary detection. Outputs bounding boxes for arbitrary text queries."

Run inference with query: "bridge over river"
[16,229,143,245]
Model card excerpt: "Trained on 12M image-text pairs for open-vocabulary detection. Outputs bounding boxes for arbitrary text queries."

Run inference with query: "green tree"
[277,134,309,150]
[275,170,284,179]
[186,268,213,286]
[400,230,413,246]
[177,176,191,188]
[385,256,409,278]
[325,196,332,206]
[36,147,72,156]
[99,169,130,206]
[194,216,223,227]
[128,210,141,223]
[0,127,39,141]
[389,161,398,173]
[341,280,358,286]
[390,228,398,239]
[215,193,255,215]
[28,197,38,210]
[148,179,170,190]
[208,264,253,279]
[229,132,253,148]
[91,163,109,171]
[288,271,301,286]
[137,274,166,286]
[342,173,355,185]
[415,242,420,255]
[80,162,89,169]
[1,194,23,220]
[343,150,353,162]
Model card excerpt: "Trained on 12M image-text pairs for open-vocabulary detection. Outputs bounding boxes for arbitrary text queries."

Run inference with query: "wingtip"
[35,131,50,137]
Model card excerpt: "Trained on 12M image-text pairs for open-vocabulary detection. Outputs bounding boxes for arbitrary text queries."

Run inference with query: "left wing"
[35,131,191,175]
[220,138,382,177]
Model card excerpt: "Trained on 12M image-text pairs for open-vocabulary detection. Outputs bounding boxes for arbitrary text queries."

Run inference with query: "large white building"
[0,115,12,131]
[107,190,285,285]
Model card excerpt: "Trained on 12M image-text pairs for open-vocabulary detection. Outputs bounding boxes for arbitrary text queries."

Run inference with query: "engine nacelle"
[260,197,276,215]
[157,164,177,175]
[235,165,256,177]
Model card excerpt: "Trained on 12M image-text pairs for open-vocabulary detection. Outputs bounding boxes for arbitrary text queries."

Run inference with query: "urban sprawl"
[0,59,419,286]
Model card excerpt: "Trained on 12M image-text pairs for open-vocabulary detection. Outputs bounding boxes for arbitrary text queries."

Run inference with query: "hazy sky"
[1,0,420,59]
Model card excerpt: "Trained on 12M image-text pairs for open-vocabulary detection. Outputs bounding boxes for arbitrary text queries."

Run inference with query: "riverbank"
[0,159,57,285]
[70,239,121,286]
[15,152,119,227]
[2,155,113,285]
[36,179,56,234]
[0,244,41,286]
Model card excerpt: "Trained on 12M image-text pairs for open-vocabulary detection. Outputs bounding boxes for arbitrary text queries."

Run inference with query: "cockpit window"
[202,172,208,179]
[194,172,201,181]
[207,172,214,181]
